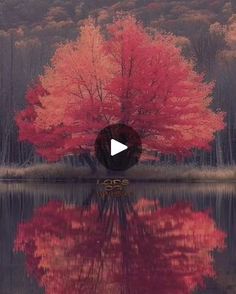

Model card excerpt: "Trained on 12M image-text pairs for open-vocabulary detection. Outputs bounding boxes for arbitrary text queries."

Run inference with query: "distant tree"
[231,0,236,12]
[16,16,225,166]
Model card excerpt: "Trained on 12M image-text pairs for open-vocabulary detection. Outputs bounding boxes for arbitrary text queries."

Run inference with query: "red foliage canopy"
[14,198,226,294]
[16,16,225,161]
[16,83,74,161]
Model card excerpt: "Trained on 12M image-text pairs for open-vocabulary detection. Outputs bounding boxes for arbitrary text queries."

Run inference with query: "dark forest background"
[1,0,236,166]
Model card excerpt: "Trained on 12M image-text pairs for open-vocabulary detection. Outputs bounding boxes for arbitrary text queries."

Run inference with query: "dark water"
[1,182,236,294]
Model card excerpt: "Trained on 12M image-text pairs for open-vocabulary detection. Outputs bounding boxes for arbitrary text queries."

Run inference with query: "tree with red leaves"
[16,83,97,169]
[14,197,226,294]
[16,16,224,164]
[16,83,67,162]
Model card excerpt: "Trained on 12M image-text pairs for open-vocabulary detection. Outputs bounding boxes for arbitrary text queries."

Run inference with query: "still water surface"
[0,182,236,294]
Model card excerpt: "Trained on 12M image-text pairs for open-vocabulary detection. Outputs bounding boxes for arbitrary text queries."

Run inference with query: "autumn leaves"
[16,16,225,164]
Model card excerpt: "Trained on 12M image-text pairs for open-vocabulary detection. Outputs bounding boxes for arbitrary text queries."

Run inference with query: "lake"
[0,181,235,294]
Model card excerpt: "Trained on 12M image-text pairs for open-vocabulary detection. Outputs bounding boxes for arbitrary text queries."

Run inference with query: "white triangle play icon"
[111,139,128,156]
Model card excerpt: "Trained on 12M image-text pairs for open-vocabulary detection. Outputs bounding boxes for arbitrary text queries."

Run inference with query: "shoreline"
[0,164,236,183]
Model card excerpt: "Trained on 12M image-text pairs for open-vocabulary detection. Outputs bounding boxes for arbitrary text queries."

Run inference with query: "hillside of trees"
[1,0,236,166]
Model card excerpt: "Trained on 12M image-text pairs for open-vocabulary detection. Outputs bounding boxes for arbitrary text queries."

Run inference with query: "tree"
[16,83,69,161]
[14,197,226,294]
[16,16,225,164]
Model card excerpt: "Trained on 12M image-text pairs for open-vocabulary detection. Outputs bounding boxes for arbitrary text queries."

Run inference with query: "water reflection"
[14,193,226,294]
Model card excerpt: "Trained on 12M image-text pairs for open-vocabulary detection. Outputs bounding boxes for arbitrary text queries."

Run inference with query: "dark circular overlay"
[95,124,142,171]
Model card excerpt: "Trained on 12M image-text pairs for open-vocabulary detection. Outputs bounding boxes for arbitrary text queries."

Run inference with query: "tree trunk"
[83,153,97,174]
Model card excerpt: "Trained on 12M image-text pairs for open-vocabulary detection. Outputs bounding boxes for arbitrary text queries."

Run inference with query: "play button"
[95,124,142,171]
[111,139,128,156]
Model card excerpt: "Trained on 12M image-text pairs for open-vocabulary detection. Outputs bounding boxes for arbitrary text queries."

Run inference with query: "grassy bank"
[1,164,236,182]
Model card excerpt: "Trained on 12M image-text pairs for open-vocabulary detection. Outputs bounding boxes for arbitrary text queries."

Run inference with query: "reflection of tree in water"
[14,195,226,294]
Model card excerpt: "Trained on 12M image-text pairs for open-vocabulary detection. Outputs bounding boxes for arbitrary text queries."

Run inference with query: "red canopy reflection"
[14,197,226,294]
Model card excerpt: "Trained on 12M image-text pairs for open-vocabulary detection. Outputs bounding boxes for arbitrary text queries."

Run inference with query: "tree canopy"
[16,16,225,162]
